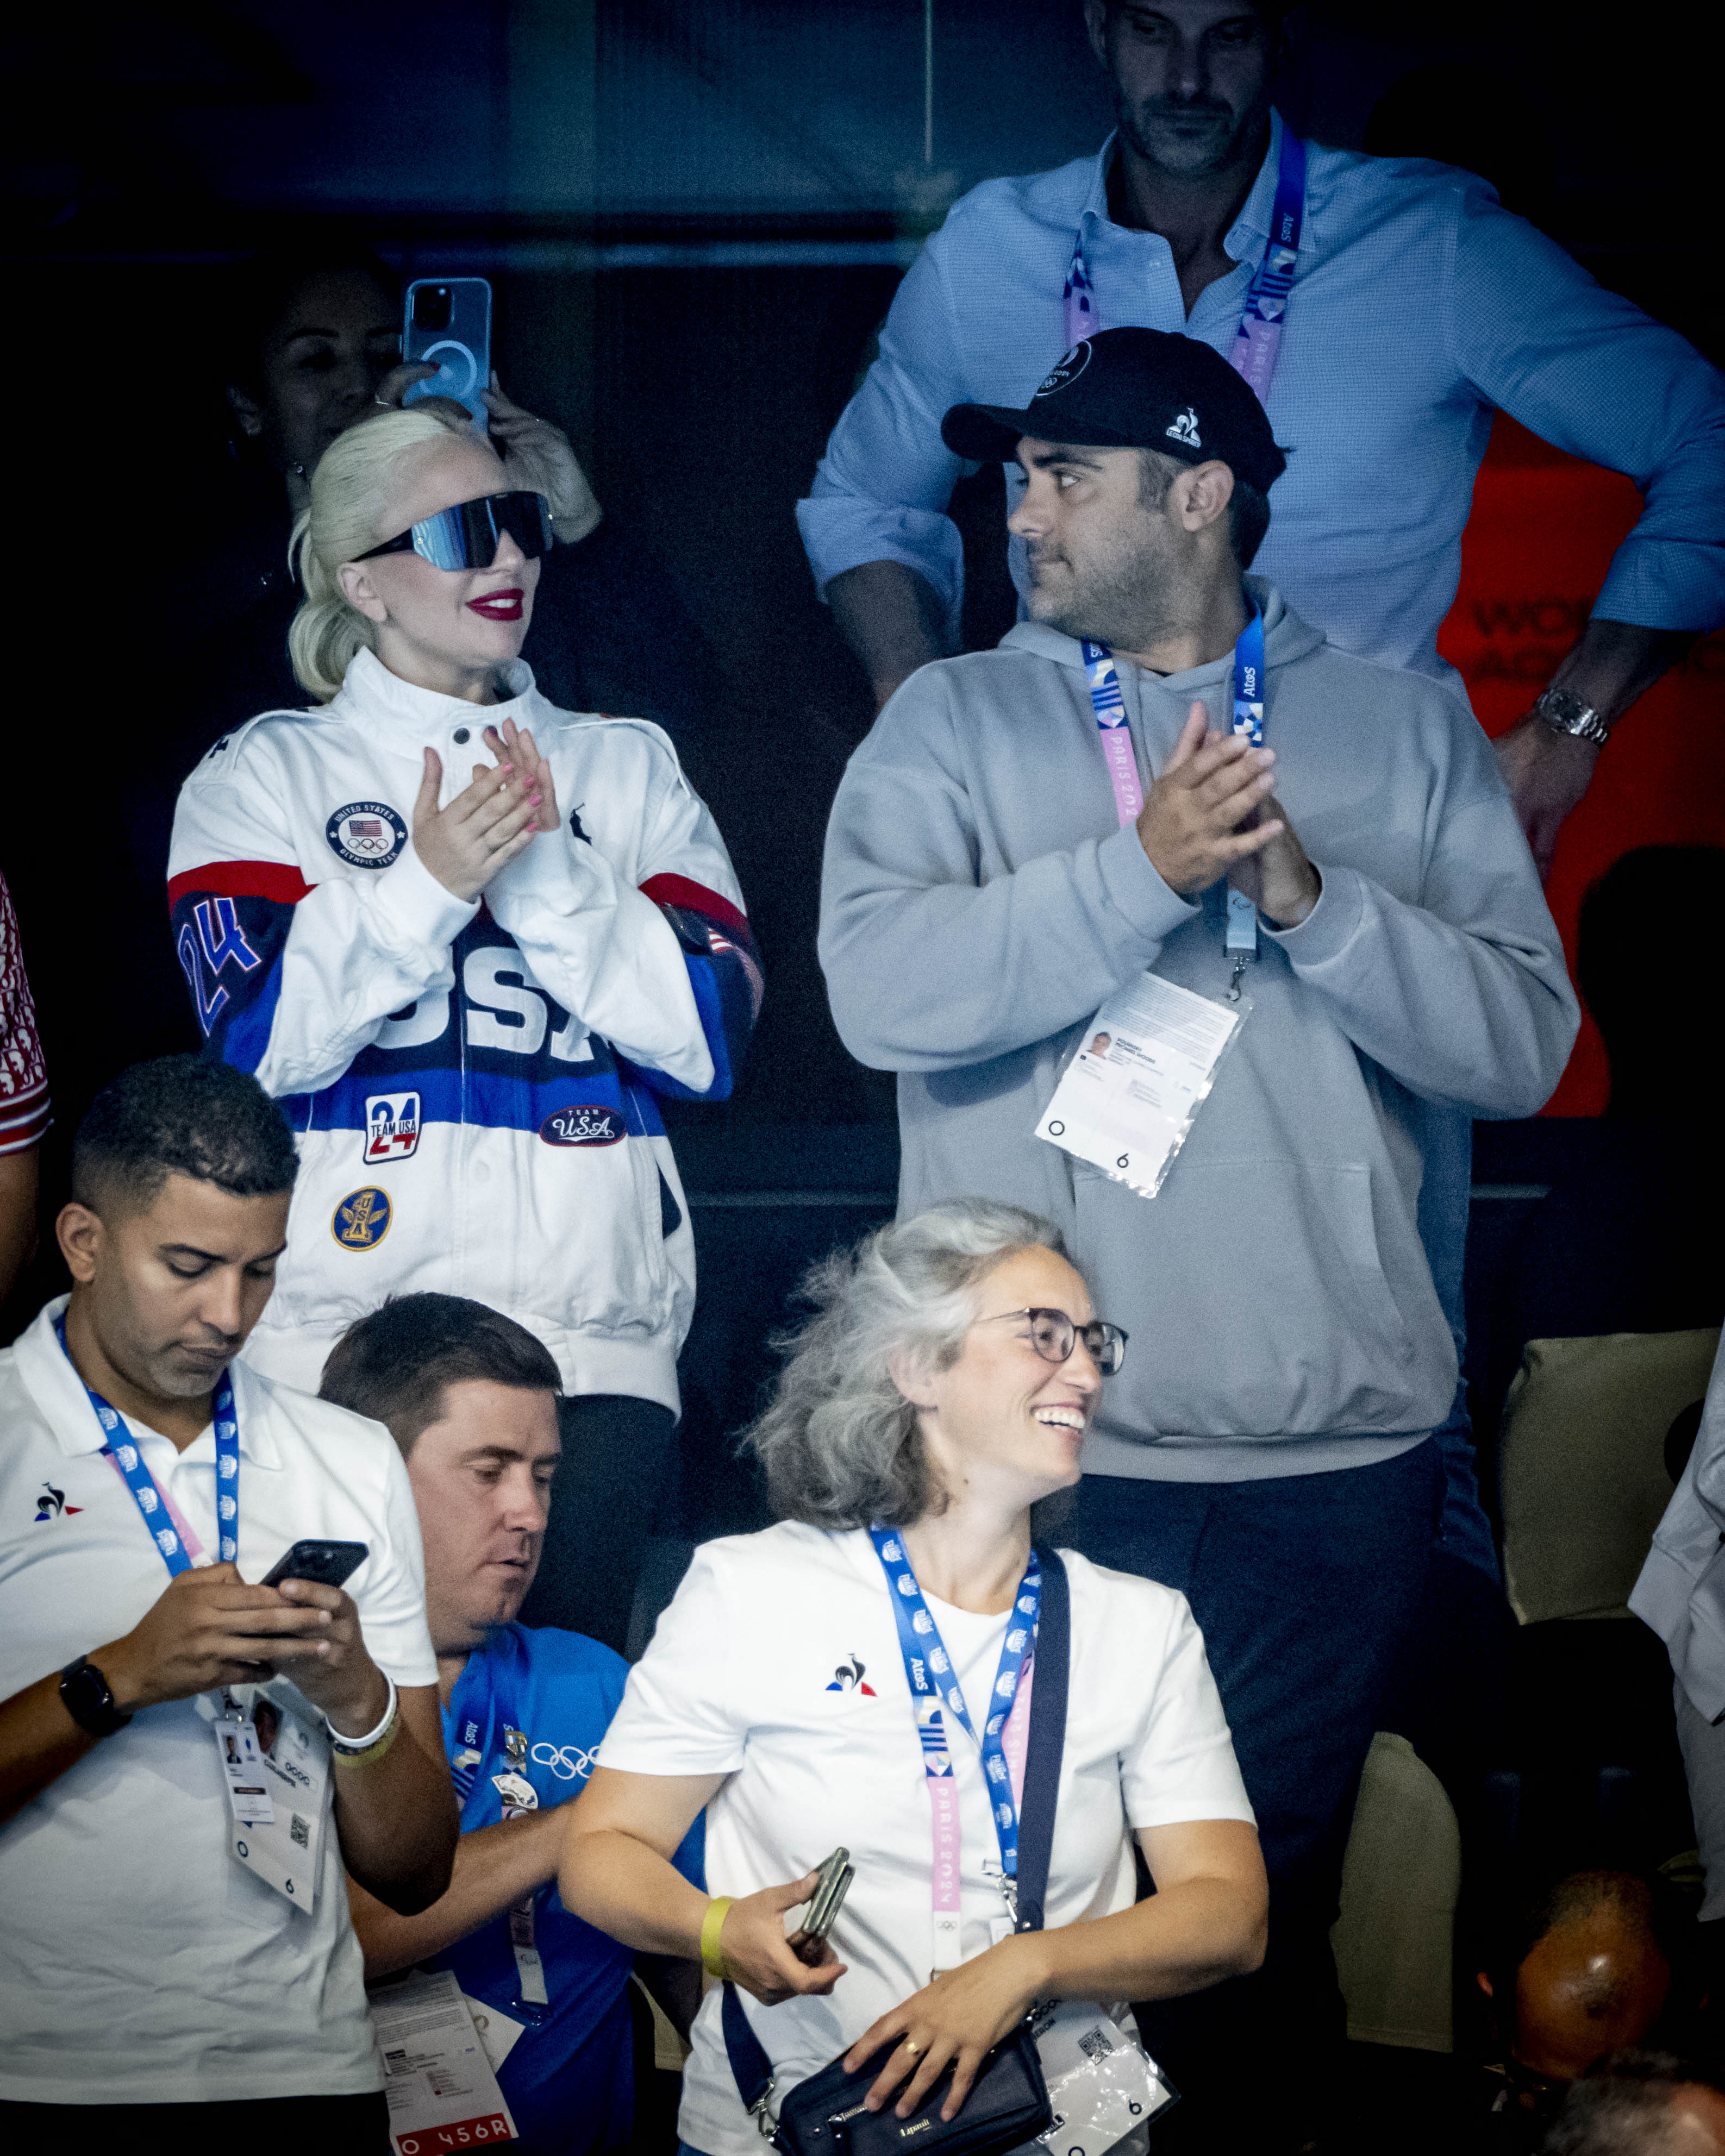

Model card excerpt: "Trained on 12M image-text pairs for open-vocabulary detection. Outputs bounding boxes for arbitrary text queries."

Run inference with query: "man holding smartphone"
[320,1292,702,2154]
[0,1056,455,2151]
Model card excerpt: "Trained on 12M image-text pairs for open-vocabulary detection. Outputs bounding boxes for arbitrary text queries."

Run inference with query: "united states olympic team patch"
[326,801,407,869]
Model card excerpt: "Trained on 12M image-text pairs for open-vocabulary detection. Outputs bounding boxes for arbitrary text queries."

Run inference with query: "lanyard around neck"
[55,1313,239,1575]
[1083,601,1266,989]
[871,1527,1040,1969]
[1064,125,1308,405]
[1083,599,1265,828]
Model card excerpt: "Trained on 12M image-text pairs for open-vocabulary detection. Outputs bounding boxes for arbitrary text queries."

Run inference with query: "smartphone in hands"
[792,1846,854,1963]
[260,1539,369,1591]
[403,277,492,431]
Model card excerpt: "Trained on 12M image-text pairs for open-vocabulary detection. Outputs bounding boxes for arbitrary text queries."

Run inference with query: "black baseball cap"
[941,326,1288,494]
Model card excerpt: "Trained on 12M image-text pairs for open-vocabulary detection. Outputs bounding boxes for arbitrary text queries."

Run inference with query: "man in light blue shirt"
[799,0,1725,874]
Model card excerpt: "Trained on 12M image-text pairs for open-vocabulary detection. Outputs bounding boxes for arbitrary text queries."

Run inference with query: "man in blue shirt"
[325,1294,699,2153]
[801,0,1725,875]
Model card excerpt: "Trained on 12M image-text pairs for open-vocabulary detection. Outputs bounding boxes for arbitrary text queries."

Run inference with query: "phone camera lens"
[413,285,453,334]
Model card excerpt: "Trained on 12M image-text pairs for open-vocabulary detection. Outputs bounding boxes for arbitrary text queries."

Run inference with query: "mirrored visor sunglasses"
[355,490,553,571]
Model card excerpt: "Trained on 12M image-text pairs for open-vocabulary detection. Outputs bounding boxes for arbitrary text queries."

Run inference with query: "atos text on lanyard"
[1083,601,1267,996]
[870,1527,1039,1971]
[55,1313,239,1570]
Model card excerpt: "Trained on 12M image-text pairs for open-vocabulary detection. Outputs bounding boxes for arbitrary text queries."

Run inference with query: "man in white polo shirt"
[0,1056,457,2151]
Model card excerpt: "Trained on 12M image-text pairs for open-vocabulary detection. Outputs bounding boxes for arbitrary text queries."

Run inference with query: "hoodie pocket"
[1074,1156,1421,1439]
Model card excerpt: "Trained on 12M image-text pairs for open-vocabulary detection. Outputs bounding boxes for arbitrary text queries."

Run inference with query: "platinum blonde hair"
[287,404,472,703]
[744,1198,1070,1530]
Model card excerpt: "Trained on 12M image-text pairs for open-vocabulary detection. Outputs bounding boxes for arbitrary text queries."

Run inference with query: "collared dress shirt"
[798,111,1725,682]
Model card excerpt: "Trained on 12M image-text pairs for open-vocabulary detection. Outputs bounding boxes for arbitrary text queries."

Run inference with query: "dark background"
[3,1,1718,1532]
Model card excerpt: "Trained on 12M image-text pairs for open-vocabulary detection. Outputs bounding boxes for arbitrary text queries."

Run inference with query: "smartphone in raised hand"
[403,277,492,431]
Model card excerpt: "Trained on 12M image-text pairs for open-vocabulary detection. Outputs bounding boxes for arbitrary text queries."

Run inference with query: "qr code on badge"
[290,1814,310,1849]
[1077,2027,1116,2065]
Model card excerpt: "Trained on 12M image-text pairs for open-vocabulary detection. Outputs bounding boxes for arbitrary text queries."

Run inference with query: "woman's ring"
[902,2040,922,2059]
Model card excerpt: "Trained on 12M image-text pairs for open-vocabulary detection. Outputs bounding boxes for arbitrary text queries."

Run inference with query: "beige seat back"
[1330,1731,1461,2052]
[1500,1328,1721,1626]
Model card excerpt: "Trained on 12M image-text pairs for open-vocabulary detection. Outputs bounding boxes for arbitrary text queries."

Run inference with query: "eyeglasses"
[978,1308,1128,1376]
[354,490,553,571]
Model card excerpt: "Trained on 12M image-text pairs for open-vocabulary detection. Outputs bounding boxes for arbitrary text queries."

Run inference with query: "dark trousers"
[1068,1441,1442,2147]
[0,2092,390,2154]
[518,1393,678,1654]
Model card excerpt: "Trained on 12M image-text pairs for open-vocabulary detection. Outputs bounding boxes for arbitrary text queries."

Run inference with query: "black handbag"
[721,1546,1071,2155]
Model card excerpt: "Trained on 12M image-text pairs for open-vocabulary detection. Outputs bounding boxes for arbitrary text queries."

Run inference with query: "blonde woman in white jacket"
[170,404,761,1647]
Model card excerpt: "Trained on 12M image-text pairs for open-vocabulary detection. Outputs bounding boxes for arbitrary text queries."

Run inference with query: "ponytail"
[287,405,468,703]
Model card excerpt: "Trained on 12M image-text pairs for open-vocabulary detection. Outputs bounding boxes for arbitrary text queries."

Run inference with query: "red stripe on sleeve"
[640,873,751,942]
[167,861,314,911]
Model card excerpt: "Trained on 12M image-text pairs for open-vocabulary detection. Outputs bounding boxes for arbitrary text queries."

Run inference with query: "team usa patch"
[539,1105,624,1148]
[326,801,407,869]
[332,1186,392,1250]
[364,1091,421,1163]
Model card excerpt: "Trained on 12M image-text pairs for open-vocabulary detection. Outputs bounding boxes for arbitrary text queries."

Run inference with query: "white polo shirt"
[0,1296,437,2105]
[602,1521,1254,2156]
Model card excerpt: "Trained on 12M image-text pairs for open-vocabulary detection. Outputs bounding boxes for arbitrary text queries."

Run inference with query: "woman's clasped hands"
[412,717,561,902]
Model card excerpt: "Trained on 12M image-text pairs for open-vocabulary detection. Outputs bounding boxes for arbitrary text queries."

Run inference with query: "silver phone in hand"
[799,1846,854,1956]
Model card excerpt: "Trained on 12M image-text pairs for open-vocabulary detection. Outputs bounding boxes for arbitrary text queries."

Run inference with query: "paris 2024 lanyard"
[55,1311,239,1569]
[871,1527,1039,1970]
[1084,606,1266,1001]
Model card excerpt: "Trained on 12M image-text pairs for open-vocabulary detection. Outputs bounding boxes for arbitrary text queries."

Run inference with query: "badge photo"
[326,800,408,870]
[332,1186,393,1250]
[364,1090,422,1164]
[539,1105,624,1148]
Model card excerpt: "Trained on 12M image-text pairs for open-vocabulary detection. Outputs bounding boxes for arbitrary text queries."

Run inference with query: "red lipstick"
[467,588,524,622]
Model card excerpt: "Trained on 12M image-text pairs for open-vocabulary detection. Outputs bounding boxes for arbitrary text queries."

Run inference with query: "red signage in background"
[1437,414,1725,1115]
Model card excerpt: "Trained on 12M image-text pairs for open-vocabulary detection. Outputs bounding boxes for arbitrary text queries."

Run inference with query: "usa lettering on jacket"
[167,652,761,1406]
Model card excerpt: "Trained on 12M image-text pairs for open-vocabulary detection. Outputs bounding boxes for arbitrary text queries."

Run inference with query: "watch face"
[61,1659,126,1735]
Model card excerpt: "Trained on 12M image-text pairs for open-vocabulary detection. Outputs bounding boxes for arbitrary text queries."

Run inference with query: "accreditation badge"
[208,1683,330,1911]
[1035,971,1246,1200]
[1029,2000,1177,2153]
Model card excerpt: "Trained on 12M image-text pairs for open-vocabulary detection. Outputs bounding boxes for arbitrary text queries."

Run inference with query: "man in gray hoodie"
[819,327,1578,2141]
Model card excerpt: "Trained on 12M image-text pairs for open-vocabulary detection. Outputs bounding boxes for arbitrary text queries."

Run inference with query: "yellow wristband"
[700,1895,735,1979]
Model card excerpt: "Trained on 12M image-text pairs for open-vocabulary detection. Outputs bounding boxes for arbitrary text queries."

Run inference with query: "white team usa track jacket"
[168,650,761,1409]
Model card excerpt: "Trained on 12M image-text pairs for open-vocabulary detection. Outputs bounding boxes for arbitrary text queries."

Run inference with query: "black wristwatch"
[59,1656,133,1739]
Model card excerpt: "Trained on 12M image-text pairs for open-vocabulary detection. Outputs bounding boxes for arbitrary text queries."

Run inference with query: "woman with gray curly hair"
[560,1197,1265,2155]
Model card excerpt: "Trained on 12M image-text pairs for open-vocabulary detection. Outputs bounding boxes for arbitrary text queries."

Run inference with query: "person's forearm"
[334,1688,459,1915]
[1547,617,1699,728]
[560,1824,710,1957]
[825,561,949,711]
[1496,612,1703,875]
[1018,1875,1267,2006]
[0,1670,99,1828]
[349,1807,567,1978]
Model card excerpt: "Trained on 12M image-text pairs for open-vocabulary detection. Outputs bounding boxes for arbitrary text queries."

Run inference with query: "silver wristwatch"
[1533,686,1610,746]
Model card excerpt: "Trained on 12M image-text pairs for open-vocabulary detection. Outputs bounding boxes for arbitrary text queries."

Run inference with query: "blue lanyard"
[1063,126,1307,406]
[55,1313,239,1574]
[870,1527,1040,1881]
[1223,604,1266,989]
[1082,604,1266,991]
[1232,131,1307,398]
